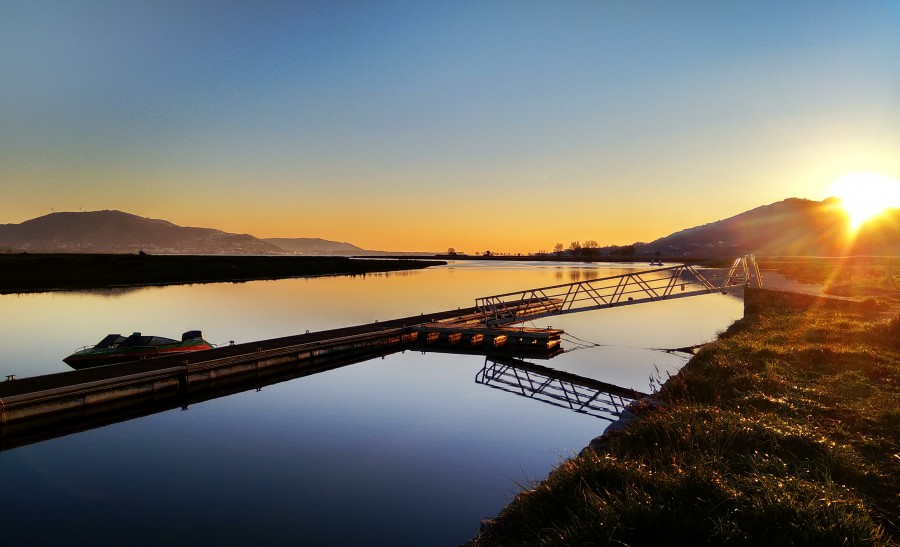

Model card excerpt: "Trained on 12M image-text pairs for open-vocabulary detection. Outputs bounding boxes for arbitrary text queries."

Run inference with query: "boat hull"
[64,340,213,369]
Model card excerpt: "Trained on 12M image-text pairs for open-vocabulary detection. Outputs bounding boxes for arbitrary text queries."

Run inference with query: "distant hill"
[264,237,365,255]
[642,198,900,257]
[0,210,284,255]
[262,238,431,256]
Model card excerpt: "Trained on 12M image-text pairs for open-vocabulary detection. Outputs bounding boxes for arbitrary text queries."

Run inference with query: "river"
[0,260,743,545]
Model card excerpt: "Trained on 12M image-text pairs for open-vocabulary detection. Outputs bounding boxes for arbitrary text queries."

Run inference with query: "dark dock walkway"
[0,303,563,445]
[0,307,475,399]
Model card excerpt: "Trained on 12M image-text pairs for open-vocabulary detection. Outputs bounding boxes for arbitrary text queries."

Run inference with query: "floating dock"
[413,324,562,352]
[0,304,563,446]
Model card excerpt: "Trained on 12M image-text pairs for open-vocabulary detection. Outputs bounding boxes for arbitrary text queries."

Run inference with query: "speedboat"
[63,330,213,369]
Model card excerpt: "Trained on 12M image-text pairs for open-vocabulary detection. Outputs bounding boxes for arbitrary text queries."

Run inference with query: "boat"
[63,330,213,369]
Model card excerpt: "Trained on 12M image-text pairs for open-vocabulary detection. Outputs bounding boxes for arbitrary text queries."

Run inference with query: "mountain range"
[0,211,285,255]
[0,199,897,256]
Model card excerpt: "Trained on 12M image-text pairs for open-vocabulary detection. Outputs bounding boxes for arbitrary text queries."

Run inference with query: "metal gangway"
[476,255,762,326]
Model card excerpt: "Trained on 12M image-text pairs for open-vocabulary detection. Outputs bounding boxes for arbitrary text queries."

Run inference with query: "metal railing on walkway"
[476,255,761,326]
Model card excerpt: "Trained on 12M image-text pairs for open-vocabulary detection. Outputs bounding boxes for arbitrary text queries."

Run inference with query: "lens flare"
[827,172,900,231]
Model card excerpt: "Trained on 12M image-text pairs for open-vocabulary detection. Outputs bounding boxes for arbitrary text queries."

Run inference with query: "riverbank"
[383,253,732,267]
[469,293,899,545]
[759,256,900,303]
[0,253,445,294]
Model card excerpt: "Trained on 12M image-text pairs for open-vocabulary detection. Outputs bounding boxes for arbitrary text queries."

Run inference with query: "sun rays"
[827,172,900,231]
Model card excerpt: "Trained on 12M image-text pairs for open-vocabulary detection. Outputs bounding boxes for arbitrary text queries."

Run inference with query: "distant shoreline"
[0,253,446,294]
[376,254,733,267]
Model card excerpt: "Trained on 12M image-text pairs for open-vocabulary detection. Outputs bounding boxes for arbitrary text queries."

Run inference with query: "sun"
[827,172,900,230]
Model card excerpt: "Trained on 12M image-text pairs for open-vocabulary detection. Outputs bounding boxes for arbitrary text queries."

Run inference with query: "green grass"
[469,302,899,546]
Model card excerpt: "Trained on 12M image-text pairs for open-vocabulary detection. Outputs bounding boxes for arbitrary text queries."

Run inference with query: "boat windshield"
[95,334,124,348]
[118,334,178,347]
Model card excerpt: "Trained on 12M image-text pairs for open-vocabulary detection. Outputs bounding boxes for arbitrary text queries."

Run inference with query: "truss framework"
[475,255,761,326]
[475,357,641,421]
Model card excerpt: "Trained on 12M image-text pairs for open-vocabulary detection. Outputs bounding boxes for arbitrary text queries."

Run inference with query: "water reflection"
[476,356,644,421]
[362,269,419,278]
[0,261,742,545]
[568,268,596,282]
[0,260,744,546]
[0,348,394,453]
[2,338,655,453]
[3,340,576,453]
[68,286,154,297]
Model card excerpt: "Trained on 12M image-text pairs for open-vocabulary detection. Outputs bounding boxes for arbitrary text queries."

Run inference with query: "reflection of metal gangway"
[475,356,648,421]
[476,255,761,326]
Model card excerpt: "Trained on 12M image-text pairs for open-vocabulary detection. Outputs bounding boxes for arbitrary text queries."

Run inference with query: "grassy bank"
[0,253,445,293]
[469,297,898,545]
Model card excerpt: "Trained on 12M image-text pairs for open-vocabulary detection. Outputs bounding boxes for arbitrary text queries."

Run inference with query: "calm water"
[0,261,742,545]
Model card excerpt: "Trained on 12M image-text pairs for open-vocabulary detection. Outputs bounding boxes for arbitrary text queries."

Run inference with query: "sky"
[1,1,898,253]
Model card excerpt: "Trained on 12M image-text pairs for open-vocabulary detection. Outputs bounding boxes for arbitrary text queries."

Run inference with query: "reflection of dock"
[476,356,648,421]
[0,348,395,452]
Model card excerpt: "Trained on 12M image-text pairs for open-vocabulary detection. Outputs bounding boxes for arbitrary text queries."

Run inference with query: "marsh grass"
[469,302,898,546]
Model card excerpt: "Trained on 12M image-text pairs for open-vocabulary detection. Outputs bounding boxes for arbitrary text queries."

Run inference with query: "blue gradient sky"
[2,1,898,252]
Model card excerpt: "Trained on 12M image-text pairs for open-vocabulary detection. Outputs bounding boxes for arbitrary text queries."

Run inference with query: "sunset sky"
[2,1,898,253]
